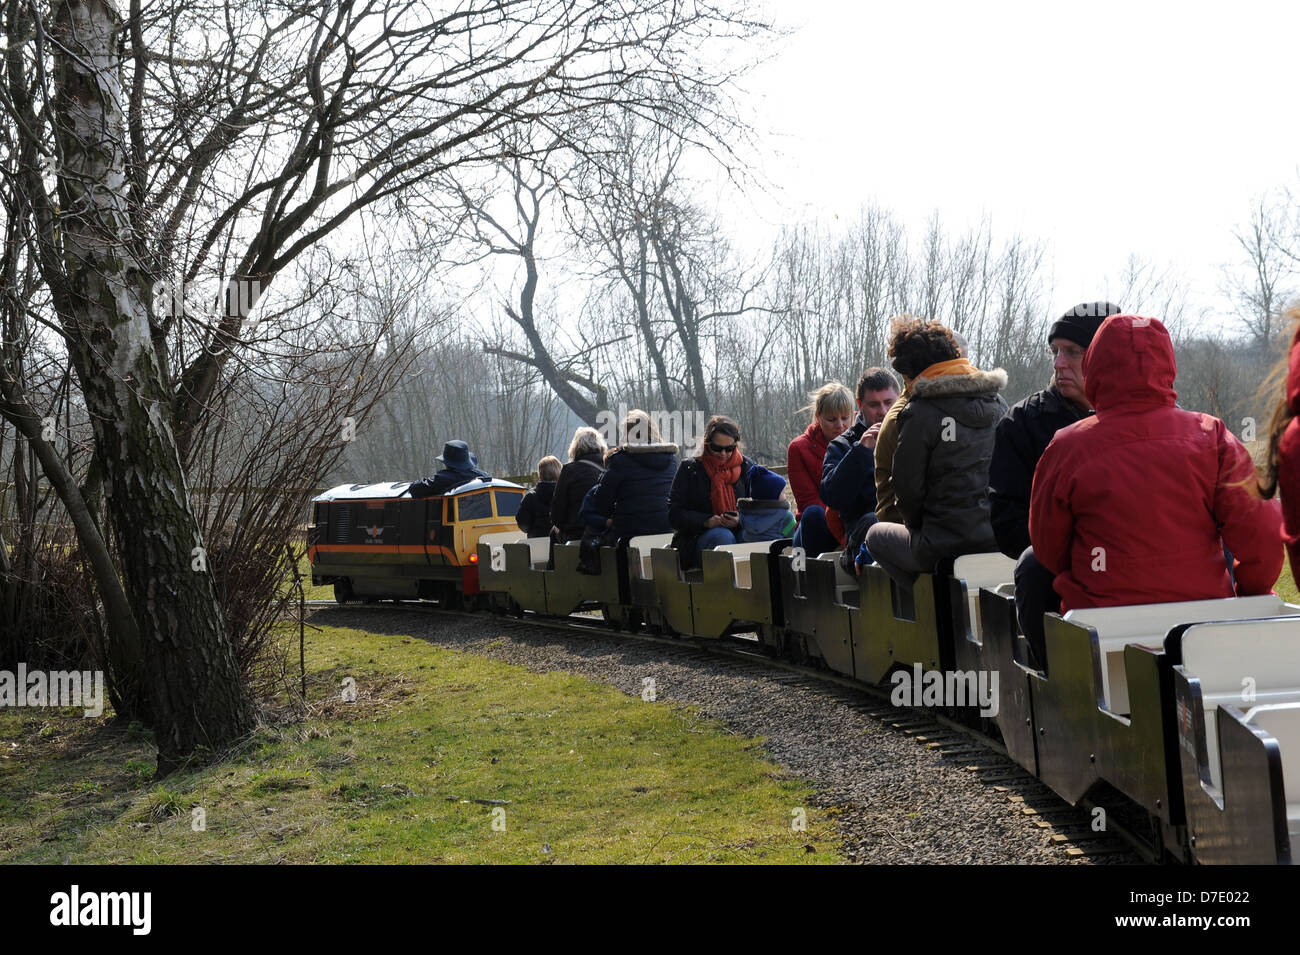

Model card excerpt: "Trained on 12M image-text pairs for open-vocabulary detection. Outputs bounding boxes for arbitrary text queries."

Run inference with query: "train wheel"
[621,608,644,634]
[334,581,353,605]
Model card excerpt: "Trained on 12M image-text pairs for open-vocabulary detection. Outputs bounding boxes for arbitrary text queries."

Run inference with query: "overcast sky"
[731,0,1300,328]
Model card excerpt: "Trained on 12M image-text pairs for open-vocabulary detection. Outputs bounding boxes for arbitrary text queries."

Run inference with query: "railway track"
[302,597,1145,863]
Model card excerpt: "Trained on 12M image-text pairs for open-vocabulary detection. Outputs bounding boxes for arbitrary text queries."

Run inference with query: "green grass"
[1276,556,1298,605]
[0,625,835,864]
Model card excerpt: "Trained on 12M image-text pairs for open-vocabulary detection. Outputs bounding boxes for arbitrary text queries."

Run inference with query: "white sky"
[730,0,1300,326]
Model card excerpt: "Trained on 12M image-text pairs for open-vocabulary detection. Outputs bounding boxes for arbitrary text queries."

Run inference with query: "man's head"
[537,455,562,482]
[1049,301,1122,409]
[855,367,901,426]
[437,440,472,469]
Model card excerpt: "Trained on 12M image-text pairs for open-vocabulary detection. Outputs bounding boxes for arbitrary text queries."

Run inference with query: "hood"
[911,364,1007,399]
[1083,315,1177,413]
[617,442,679,470]
[911,365,1007,429]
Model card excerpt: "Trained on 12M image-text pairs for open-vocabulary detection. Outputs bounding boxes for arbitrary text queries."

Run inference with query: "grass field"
[0,625,835,864]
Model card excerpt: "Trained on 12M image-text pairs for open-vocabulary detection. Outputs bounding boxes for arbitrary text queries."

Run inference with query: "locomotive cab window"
[456,491,493,521]
[493,490,524,518]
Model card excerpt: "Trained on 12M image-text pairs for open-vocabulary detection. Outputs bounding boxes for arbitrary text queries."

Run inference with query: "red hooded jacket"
[1029,315,1282,612]
[787,421,830,520]
[1278,324,1300,579]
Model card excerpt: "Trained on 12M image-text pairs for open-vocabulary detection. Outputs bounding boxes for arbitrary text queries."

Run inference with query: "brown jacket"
[873,384,911,525]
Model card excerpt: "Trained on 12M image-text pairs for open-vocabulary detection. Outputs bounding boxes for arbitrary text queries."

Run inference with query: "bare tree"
[2,0,769,768]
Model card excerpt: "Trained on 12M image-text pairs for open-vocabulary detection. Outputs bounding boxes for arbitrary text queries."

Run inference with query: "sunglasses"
[706,441,736,454]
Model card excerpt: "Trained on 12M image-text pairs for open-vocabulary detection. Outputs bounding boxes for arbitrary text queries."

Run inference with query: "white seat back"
[1244,703,1300,824]
[628,533,675,580]
[479,530,526,565]
[526,536,550,569]
[952,552,1016,641]
[1182,616,1300,791]
[1065,596,1297,714]
[715,541,772,589]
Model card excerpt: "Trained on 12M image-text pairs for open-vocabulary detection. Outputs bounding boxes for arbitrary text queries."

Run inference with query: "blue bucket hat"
[437,440,473,470]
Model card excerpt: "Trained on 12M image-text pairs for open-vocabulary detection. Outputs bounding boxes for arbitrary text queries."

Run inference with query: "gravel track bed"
[314,606,1138,864]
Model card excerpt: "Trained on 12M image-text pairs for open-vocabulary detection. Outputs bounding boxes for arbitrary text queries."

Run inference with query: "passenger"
[821,367,901,575]
[1259,310,1300,592]
[875,330,965,528]
[548,426,608,543]
[987,301,1121,668]
[408,440,491,497]
[1030,314,1282,614]
[787,382,854,558]
[515,455,561,537]
[737,466,797,544]
[586,409,678,541]
[866,319,1007,595]
[669,414,757,567]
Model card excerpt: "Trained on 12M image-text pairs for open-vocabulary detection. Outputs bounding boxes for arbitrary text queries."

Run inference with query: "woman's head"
[622,409,662,444]
[568,426,607,461]
[801,382,854,442]
[701,414,742,459]
[887,315,960,380]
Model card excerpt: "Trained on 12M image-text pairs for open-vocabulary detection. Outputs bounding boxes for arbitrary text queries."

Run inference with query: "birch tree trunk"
[51,0,252,769]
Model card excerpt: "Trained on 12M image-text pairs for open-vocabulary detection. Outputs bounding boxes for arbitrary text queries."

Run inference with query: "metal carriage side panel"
[976,587,1039,774]
[1029,614,1105,805]
[651,547,696,636]
[1097,645,1183,843]
[546,544,625,617]
[775,554,819,643]
[802,557,854,678]
[500,541,548,613]
[1175,669,1291,864]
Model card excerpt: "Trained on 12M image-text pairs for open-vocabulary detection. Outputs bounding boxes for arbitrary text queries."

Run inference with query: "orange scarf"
[919,357,976,379]
[701,450,741,514]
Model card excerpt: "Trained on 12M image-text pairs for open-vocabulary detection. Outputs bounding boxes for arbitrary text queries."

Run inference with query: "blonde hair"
[623,408,662,444]
[568,426,606,461]
[799,382,854,424]
[537,455,562,482]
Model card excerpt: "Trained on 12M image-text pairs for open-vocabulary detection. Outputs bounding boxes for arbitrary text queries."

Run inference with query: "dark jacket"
[588,443,678,539]
[987,386,1092,558]
[821,415,877,531]
[894,365,1008,566]
[408,465,491,498]
[1031,315,1281,611]
[669,454,757,554]
[549,452,605,541]
[515,481,556,537]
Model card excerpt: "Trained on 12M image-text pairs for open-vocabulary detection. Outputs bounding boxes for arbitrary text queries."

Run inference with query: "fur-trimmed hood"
[911,367,1008,399]
[619,442,679,455]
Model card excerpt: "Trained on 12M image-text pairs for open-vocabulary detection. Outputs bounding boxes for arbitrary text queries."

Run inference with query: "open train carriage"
[308,479,525,606]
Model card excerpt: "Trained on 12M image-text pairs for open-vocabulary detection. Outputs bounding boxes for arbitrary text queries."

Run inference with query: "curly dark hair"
[887,316,959,379]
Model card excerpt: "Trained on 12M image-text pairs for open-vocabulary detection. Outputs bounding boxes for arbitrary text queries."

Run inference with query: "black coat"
[894,367,1008,565]
[408,465,490,498]
[515,481,556,537]
[668,454,757,555]
[588,443,678,539]
[987,386,1092,559]
[549,453,606,542]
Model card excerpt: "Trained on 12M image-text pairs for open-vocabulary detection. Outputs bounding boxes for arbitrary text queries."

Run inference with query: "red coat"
[787,421,830,521]
[1029,315,1282,612]
[1279,324,1300,582]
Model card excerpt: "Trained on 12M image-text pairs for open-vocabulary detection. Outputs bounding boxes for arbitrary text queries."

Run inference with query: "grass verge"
[0,625,835,864]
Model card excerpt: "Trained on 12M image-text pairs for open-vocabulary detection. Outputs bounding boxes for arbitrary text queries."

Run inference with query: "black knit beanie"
[1048,301,1123,349]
